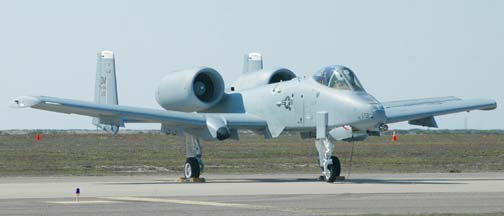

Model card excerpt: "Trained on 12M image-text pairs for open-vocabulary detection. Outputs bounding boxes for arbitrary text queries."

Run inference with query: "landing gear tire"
[184,157,201,178]
[325,156,341,183]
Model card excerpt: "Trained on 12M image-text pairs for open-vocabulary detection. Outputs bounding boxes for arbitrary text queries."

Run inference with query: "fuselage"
[207,76,386,133]
[245,77,386,131]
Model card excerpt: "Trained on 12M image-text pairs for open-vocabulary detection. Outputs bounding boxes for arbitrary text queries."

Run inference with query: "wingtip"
[480,99,497,111]
[488,100,497,110]
[9,96,41,108]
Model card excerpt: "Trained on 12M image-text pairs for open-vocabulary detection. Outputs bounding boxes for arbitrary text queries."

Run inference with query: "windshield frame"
[313,66,365,92]
[328,70,351,90]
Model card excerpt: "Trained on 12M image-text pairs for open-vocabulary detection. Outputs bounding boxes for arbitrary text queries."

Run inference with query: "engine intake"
[193,72,216,102]
[156,67,225,112]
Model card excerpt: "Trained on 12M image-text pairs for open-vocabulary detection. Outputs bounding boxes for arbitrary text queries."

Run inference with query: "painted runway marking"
[106,197,354,215]
[47,200,120,204]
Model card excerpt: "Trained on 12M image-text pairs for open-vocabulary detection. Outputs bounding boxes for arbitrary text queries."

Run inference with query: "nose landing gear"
[314,111,344,183]
[315,138,342,183]
[324,156,341,182]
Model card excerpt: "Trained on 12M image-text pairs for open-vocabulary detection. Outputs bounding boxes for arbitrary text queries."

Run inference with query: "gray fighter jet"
[11,51,497,182]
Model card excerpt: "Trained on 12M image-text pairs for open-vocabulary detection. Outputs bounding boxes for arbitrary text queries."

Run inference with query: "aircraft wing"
[382,96,497,126]
[10,95,267,132]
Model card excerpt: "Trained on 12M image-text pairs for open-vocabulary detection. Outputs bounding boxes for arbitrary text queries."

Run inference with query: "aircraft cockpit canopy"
[313,65,365,91]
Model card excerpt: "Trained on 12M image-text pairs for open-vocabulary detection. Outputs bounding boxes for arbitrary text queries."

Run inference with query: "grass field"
[0,132,503,176]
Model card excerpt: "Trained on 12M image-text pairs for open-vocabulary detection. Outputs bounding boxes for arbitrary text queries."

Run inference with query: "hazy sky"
[1,0,502,130]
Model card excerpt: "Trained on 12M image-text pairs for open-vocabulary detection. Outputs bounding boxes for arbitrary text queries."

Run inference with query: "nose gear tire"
[326,156,341,183]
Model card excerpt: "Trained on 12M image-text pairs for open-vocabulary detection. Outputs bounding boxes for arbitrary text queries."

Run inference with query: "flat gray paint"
[11,55,496,140]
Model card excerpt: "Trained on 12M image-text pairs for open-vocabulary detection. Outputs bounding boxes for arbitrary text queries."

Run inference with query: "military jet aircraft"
[11,51,497,182]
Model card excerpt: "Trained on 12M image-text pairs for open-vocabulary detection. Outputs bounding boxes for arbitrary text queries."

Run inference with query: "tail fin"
[94,51,118,105]
[92,51,120,134]
[242,52,263,73]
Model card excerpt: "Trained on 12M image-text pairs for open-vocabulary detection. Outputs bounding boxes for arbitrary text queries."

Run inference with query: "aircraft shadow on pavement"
[349,177,504,185]
[105,178,321,185]
[205,178,462,185]
[345,178,461,185]
[106,177,472,185]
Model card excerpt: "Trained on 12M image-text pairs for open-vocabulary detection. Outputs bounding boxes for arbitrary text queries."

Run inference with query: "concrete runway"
[1,173,504,215]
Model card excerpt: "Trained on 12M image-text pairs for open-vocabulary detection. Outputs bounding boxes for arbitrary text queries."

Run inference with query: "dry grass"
[0,133,503,176]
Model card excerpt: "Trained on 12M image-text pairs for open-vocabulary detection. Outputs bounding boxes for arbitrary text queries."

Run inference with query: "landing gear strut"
[315,138,341,182]
[314,111,342,183]
[184,134,204,179]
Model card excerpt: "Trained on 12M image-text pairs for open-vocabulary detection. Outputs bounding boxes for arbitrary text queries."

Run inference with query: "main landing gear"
[184,157,201,178]
[183,134,204,179]
[181,111,343,184]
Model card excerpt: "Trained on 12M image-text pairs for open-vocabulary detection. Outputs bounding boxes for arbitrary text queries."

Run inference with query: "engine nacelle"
[230,68,296,91]
[156,67,225,112]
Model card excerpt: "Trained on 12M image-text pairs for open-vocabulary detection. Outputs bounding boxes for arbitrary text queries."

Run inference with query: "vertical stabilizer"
[242,52,263,73]
[92,51,120,134]
[94,51,118,105]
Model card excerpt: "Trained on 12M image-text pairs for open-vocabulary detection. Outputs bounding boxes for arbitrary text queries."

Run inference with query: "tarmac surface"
[1,173,504,215]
